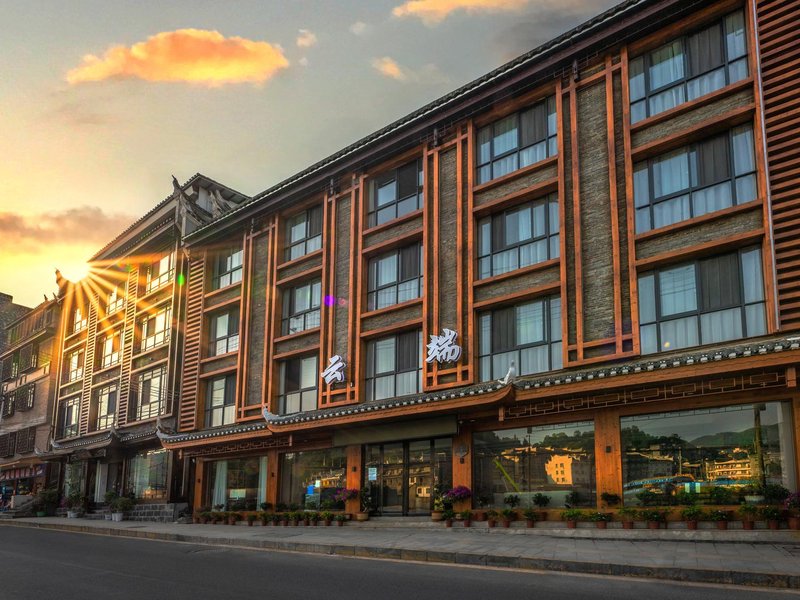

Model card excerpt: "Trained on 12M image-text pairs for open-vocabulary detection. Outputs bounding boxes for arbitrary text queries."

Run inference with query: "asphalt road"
[0,527,795,600]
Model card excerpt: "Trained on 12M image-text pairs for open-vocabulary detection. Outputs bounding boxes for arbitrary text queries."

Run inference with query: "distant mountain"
[689,423,779,448]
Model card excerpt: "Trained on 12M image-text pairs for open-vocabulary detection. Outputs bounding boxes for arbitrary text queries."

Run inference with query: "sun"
[58,261,92,282]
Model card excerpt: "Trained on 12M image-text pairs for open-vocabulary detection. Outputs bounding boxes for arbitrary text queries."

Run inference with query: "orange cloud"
[372,57,408,81]
[296,29,318,48]
[371,57,449,84]
[392,0,530,25]
[66,29,289,87]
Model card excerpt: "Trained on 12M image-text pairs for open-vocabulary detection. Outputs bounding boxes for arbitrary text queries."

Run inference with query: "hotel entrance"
[363,438,452,516]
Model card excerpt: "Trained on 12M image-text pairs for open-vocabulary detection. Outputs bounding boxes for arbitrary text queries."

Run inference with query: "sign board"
[368,467,378,481]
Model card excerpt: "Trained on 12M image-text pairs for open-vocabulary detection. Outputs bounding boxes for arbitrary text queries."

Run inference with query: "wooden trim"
[634,228,765,270]
[272,345,321,361]
[202,280,242,301]
[605,56,623,354]
[202,295,241,313]
[361,208,423,236]
[276,248,323,272]
[473,280,561,310]
[199,351,239,365]
[465,120,476,384]
[275,265,323,289]
[272,327,321,344]
[630,105,755,159]
[472,156,558,194]
[556,78,569,368]
[360,227,423,256]
[353,176,365,403]
[360,298,423,319]
[128,356,169,375]
[633,199,763,241]
[362,144,423,179]
[569,77,584,360]
[575,67,609,90]
[630,78,754,133]
[472,81,556,128]
[472,177,559,216]
[236,228,252,417]
[472,258,559,288]
[358,318,422,339]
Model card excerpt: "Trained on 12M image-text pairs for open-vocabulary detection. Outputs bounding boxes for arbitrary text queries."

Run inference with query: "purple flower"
[443,486,472,501]
[334,488,359,502]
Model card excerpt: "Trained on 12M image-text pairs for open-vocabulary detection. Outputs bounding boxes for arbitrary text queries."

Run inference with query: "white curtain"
[212,460,228,508]
[257,457,268,507]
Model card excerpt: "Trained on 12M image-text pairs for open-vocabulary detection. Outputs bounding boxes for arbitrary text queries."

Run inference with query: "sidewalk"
[3,517,800,589]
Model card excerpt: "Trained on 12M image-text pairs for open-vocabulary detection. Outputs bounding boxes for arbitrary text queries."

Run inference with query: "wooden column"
[451,427,472,511]
[593,409,622,509]
[792,395,800,488]
[193,459,204,510]
[345,444,362,514]
[266,449,279,507]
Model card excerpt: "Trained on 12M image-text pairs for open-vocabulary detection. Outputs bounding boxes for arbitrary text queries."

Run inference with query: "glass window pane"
[659,315,698,351]
[638,273,657,324]
[374,375,394,401]
[294,284,311,312]
[640,323,659,354]
[519,345,548,375]
[741,247,764,303]
[289,214,306,244]
[376,254,397,286]
[519,141,546,168]
[300,357,317,389]
[631,101,647,124]
[659,264,697,316]
[692,181,732,217]
[732,125,755,176]
[478,218,491,256]
[700,307,743,344]
[652,149,690,198]
[687,67,726,100]
[374,338,395,374]
[516,301,545,345]
[477,126,492,165]
[493,115,518,155]
[746,302,767,336]
[479,314,491,355]
[728,57,748,83]
[629,56,645,101]
[653,194,690,229]
[648,85,686,115]
[492,155,518,180]
[635,207,651,233]
[735,174,756,204]
[725,11,747,59]
[377,180,396,207]
[633,165,649,207]
[649,40,684,88]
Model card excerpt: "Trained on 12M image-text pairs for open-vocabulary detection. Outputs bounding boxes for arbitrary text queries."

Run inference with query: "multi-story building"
[0,293,31,354]
[149,0,799,516]
[49,175,248,518]
[0,298,61,502]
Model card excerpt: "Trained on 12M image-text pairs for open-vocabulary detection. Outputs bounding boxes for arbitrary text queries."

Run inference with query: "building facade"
[147,0,800,516]
[48,175,247,518]
[0,298,61,503]
[0,293,31,354]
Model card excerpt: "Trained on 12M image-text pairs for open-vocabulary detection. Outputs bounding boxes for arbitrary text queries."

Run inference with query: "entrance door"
[365,438,452,516]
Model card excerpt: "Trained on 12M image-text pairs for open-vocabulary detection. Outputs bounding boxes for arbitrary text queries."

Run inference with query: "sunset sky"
[0,0,615,308]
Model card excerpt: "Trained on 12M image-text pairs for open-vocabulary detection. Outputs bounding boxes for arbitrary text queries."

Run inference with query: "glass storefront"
[621,402,797,505]
[206,457,267,510]
[126,449,168,500]
[473,421,596,508]
[279,448,347,510]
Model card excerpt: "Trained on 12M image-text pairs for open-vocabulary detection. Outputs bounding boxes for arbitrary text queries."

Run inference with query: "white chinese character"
[425,328,462,364]
[321,355,346,385]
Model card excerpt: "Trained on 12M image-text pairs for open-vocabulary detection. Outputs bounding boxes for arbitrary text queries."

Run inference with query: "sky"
[0,0,617,308]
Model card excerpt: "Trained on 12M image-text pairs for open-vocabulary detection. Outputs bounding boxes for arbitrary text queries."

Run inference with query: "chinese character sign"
[425,328,462,364]
[321,355,346,385]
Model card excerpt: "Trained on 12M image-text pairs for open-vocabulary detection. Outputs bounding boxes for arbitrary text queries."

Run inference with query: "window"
[145,252,174,292]
[94,384,117,430]
[629,11,748,123]
[205,374,236,428]
[15,427,36,454]
[213,247,243,289]
[72,306,88,334]
[638,247,766,354]
[476,96,557,184]
[367,159,423,227]
[58,397,80,438]
[65,348,85,382]
[282,280,321,335]
[126,449,168,500]
[285,206,322,261]
[478,296,562,382]
[99,330,121,368]
[106,286,124,314]
[279,448,346,510]
[13,384,35,412]
[209,310,240,356]
[621,402,796,505]
[1,394,14,419]
[133,366,166,421]
[367,243,423,311]
[278,355,318,415]
[477,194,559,279]
[365,330,422,402]
[634,125,757,232]
[207,457,268,511]
[140,306,171,351]
[473,421,596,508]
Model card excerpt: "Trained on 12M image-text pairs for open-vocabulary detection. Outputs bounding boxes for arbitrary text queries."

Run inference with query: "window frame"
[205,374,236,428]
[367,158,424,228]
[365,330,423,402]
[477,193,560,279]
[478,295,562,382]
[58,396,80,439]
[145,252,175,292]
[367,243,423,312]
[284,206,323,262]
[94,384,117,431]
[476,96,558,185]
[629,10,749,124]
[65,347,85,383]
[278,355,319,415]
[106,286,124,314]
[133,366,167,421]
[638,246,766,354]
[281,279,322,336]
[140,306,171,352]
[212,247,244,290]
[72,306,88,334]
[99,330,122,368]
[208,309,240,356]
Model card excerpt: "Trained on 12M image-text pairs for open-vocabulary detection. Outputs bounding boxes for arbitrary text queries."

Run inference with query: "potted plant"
[335,488,361,519]
[533,493,551,520]
[600,492,621,508]
[320,511,333,526]
[486,509,499,528]
[246,513,257,526]
[443,486,473,507]
[500,508,516,527]
[459,509,473,527]
[588,511,612,529]
[617,507,638,529]
[738,503,758,530]
[442,509,456,527]
[760,506,781,530]
[640,509,667,529]
[111,496,135,522]
[227,511,241,525]
[708,509,730,530]
[635,490,659,507]
[522,508,538,528]
[335,513,347,527]
[260,502,273,511]
[67,490,85,518]
[784,492,800,530]
[37,488,59,517]
[199,511,211,524]
[764,484,790,505]
[356,487,373,522]
[680,506,705,530]
[561,509,584,529]
[431,497,445,522]
[504,494,520,509]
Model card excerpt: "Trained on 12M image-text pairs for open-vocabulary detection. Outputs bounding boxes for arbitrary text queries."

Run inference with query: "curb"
[3,520,798,589]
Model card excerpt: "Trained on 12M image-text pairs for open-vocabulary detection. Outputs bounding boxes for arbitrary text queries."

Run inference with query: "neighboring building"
[0,298,61,503]
[47,175,248,520]
[155,0,800,516]
[0,293,31,354]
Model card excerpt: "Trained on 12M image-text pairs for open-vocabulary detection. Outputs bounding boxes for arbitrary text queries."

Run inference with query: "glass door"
[381,443,404,514]
[407,440,432,514]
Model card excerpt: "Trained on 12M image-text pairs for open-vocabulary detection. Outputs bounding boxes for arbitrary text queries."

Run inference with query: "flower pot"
[445,519,453,528]
[290,520,298,526]
[247,521,254,527]
[622,521,633,530]
[742,520,754,530]
[788,516,800,530]
[715,521,728,530]
[595,521,607,529]
[431,510,444,522]
[685,520,698,530]
[525,519,535,528]
[337,520,344,527]
[567,520,577,529]
[502,520,511,528]
[303,519,310,526]
[355,512,370,522]
[474,512,486,522]
[768,520,779,530]
[67,511,80,519]
[324,519,332,526]
[228,517,238,525]
[111,513,124,522]
[487,519,496,528]
[104,514,112,521]
[463,519,471,528]
[647,521,660,530]
[282,520,288,526]
[538,511,549,521]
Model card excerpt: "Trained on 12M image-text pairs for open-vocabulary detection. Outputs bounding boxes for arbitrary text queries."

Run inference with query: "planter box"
[111,513,124,522]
